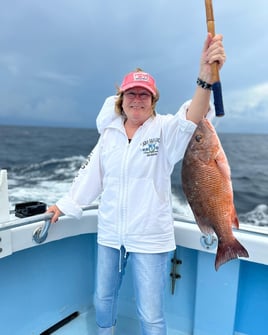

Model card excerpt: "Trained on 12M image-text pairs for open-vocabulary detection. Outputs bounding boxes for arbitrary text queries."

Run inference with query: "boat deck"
[53,309,137,335]
[53,309,179,335]
[1,209,268,335]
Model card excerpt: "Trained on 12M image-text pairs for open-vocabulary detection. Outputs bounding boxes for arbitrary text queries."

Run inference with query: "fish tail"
[215,238,249,271]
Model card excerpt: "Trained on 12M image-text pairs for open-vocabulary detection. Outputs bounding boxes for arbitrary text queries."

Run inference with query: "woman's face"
[122,87,153,126]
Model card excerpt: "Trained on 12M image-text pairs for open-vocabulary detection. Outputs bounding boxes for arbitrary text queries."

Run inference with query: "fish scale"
[181,118,249,270]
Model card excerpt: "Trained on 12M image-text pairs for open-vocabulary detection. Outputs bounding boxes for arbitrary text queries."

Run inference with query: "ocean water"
[1,125,267,229]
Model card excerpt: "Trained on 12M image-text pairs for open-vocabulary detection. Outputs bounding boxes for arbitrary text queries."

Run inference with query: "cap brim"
[120,83,156,96]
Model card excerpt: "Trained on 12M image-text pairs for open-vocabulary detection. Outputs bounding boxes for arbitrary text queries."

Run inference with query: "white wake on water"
[6,155,268,229]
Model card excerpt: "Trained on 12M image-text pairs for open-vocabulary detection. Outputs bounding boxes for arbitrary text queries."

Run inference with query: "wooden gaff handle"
[205,0,224,116]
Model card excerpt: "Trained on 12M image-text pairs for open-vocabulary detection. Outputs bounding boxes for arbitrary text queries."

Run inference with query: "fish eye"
[195,134,202,142]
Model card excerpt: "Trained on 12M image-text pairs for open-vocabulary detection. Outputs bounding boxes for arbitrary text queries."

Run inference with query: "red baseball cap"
[120,71,157,96]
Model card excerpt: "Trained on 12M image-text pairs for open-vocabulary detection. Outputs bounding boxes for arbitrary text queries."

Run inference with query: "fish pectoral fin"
[215,151,231,180]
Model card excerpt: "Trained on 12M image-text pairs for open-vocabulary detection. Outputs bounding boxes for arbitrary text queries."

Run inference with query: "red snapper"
[181,119,249,270]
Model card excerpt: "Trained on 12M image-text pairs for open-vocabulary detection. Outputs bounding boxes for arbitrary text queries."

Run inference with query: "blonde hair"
[115,68,160,117]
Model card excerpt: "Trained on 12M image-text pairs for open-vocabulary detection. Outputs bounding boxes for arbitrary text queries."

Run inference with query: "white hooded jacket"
[56,96,214,253]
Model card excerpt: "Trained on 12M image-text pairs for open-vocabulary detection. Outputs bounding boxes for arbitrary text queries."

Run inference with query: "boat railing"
[2,206,268,239]
[173,212,268,237]
[1,205,268,265]
[0,204,99,243]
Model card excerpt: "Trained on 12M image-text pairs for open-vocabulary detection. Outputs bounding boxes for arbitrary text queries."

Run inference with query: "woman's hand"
[46,204,63,223]
[186,33,226,124]
[199,33,226,83]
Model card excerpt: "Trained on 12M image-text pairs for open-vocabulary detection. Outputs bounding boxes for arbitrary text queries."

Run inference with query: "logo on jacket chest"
[140,137,160,156]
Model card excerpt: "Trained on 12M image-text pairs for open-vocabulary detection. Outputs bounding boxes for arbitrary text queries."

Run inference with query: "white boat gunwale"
[0,206,267,266]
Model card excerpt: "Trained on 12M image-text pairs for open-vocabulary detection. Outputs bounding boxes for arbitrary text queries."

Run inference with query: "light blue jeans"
[94,244,169,335]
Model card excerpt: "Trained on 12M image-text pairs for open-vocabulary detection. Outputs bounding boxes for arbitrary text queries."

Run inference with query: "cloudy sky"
[0,0,267,133]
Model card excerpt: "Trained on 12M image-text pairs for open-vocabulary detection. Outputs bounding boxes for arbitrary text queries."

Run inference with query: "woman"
[47,33,226,335]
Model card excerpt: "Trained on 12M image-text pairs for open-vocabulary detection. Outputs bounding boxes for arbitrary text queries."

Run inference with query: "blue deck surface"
[53,309,184,335]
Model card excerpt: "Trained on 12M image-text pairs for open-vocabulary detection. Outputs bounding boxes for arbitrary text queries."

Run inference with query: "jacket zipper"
[118,139,131,247]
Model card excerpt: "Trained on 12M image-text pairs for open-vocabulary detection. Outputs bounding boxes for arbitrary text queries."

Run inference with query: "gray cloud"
[0,0,267,132]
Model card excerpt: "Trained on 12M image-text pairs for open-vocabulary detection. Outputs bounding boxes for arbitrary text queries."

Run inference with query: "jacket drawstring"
[119,246,128,273]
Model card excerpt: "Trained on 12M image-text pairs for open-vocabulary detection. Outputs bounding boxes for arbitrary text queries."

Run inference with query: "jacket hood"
[96,95,119,134]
